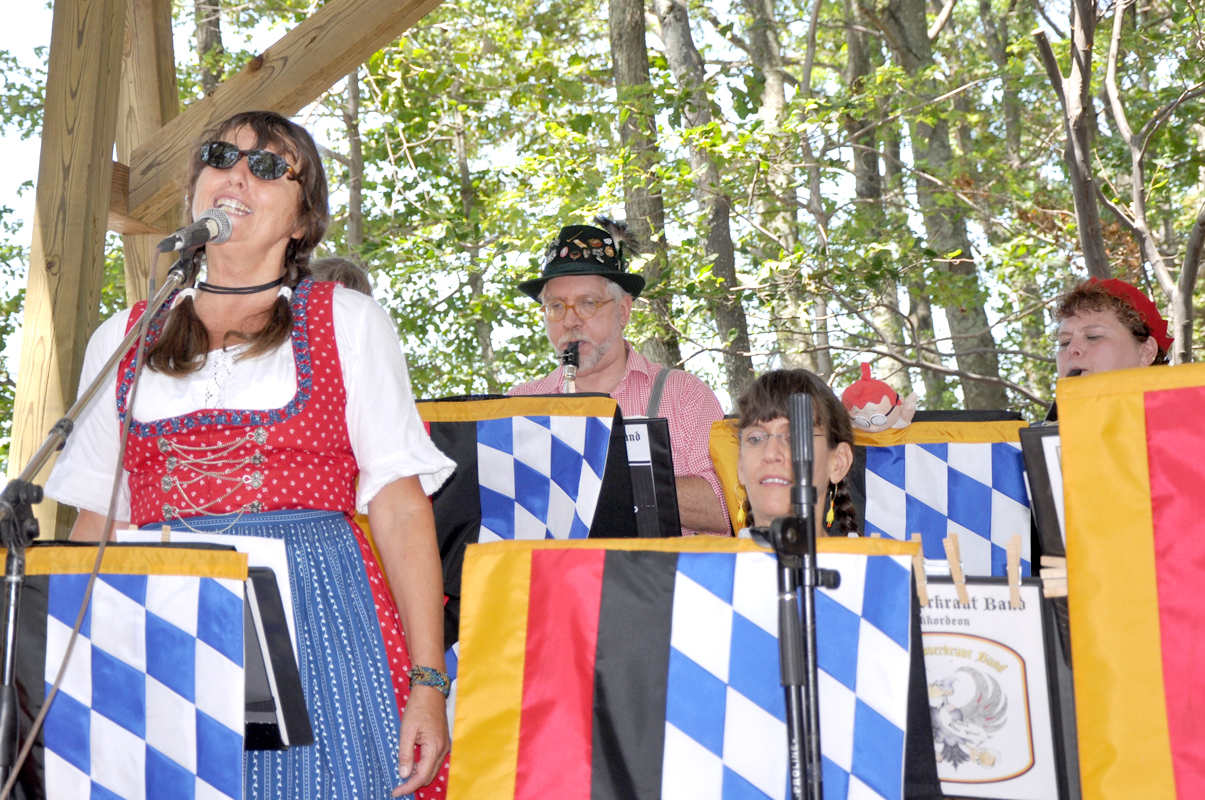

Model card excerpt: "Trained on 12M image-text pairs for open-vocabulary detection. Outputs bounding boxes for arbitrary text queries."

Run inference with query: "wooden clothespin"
[1040,555,1068,598]
[943,532,970,606]
[910,533,929,607]
[161,524,171,543]
[1007,534,1022,609]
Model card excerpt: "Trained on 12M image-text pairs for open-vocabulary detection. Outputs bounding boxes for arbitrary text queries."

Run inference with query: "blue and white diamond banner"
[477,414,613,542]
[661,547,913,800]
[42,572,245,800]
[862,432,1032,577]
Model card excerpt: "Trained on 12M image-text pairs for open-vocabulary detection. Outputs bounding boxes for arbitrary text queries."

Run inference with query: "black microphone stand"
[0,251,200,789]
[749,393,840,800]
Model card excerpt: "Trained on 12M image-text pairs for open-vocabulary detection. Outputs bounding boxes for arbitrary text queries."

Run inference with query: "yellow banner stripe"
[16,546,248,580]
[418,395,619,422]
[449,547,532,799]
[1060,367,1176,799]
[467,534,917,559]
[1058,360,1205,398]
[710,419,746,530]
[854,420,1027,446]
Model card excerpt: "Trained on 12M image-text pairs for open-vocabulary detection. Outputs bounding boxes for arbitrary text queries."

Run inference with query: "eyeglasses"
[741,430,826,448]
[851,399,901,429]
[200,141,297,181]
[540,297,614,322]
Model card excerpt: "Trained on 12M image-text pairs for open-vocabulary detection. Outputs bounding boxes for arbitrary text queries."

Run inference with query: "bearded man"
[508,218,730,536]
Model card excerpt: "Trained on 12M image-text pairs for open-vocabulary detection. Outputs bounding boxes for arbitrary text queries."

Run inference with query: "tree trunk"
[652,0,754,399]
[876,0,1009,409]
[979,0,1022,168]
[844,0,909,395]
[194,0,224,95]
[609,0,679,366]
[343,68,364,250]
[1033,0,1111,278]
[743,0,820,372]
[452,90,499,392]
[884,118,946,402]
[908,279,948,405]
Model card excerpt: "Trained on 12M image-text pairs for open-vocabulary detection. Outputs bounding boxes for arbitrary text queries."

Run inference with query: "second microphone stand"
[750,393,840,800]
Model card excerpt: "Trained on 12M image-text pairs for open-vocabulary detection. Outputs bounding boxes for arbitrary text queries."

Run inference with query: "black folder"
[244,566,313,750]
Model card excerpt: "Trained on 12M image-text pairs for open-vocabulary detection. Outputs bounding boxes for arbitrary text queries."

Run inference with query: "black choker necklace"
[197,276,285,296]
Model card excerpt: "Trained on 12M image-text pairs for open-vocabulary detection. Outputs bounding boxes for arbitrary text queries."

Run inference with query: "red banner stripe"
[1145,385,1205,796]
[514,548,606,800]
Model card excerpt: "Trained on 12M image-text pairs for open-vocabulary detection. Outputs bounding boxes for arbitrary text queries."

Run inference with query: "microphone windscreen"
[197,208,233,244]
[788,392,814,469]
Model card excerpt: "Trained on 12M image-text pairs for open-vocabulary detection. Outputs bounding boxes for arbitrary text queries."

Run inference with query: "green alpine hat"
[518,218,645,300]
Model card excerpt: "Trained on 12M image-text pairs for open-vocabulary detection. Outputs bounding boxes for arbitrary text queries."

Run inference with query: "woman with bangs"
[734,369,856,536]
[46,110,454,799]
[1047,277,1172,421]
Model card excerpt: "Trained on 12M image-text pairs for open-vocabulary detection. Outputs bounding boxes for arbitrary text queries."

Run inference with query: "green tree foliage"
[6,0,1205,424]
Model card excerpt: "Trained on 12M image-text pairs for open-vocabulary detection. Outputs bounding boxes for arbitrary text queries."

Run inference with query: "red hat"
[1088,278,1173,351]
[841,362,898,409]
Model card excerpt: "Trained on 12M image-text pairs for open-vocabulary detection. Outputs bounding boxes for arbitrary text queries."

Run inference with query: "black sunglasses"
[200,141,297,181]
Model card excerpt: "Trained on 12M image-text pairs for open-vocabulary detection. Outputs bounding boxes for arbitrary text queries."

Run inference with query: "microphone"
[156,208,233,253]
[788,392,817,523]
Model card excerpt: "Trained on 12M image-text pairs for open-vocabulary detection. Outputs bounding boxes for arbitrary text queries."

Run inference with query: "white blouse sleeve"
[333,287,455,512]
[43,310,134,520]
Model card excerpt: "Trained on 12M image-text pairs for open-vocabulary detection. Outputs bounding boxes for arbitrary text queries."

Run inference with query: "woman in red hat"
[1054,277,1173,378]
[1046,277,1172,422]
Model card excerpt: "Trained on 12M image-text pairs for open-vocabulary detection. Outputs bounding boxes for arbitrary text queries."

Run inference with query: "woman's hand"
[393,685,450,797]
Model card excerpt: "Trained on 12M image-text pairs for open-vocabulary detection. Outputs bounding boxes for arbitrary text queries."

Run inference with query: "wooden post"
[115,0,182,303]
[9,0,130,539]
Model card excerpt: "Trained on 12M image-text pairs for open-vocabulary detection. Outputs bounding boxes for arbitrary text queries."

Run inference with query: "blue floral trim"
[118,279,317,437]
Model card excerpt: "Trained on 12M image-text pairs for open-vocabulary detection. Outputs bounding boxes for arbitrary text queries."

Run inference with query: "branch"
[318,144,352,168]
[1175,200,1205,361]
[823,343,1053,405]
[1139,82,1205,159]
[703,12,800,87]
[928,0,957,39]
[1034,0,1067,39]
[1032,30,1068,112]
[843,77,993,143]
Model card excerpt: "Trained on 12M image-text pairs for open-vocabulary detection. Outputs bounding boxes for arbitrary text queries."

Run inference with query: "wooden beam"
[115,0,181,302]
[10,0,129,539]
[126,0,443,224]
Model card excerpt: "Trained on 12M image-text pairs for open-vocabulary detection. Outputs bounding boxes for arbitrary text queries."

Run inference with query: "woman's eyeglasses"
[741,430,826,448]
[540,297,614,321]
[200,141,297,181]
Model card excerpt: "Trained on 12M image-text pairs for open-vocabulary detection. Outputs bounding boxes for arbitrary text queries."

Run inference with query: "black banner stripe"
[15,572,49,800]
[590,549,677,800]
[426,419,483,651]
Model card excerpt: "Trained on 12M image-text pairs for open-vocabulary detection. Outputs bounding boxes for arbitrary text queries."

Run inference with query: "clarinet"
[561,342,580,394]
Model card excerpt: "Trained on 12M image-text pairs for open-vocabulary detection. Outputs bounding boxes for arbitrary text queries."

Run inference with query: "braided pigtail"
[145,291,210,375]
[828,479,859,536]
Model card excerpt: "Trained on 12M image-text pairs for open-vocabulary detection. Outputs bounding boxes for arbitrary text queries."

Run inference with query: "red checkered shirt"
[510,340,730,536]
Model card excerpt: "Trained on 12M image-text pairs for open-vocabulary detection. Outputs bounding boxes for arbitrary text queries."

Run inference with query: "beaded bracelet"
[408,665,451,697]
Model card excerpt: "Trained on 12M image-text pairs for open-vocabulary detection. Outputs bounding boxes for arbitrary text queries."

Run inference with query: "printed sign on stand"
[921,578,1077,800]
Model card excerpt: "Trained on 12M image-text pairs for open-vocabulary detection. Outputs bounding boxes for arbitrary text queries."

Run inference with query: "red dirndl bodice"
[119,279,357,527]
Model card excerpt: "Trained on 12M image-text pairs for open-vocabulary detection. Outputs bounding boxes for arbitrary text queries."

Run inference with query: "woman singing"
[45,110,454,799]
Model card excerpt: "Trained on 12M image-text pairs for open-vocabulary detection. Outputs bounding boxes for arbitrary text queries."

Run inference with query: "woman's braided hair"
[736,369,859,536]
